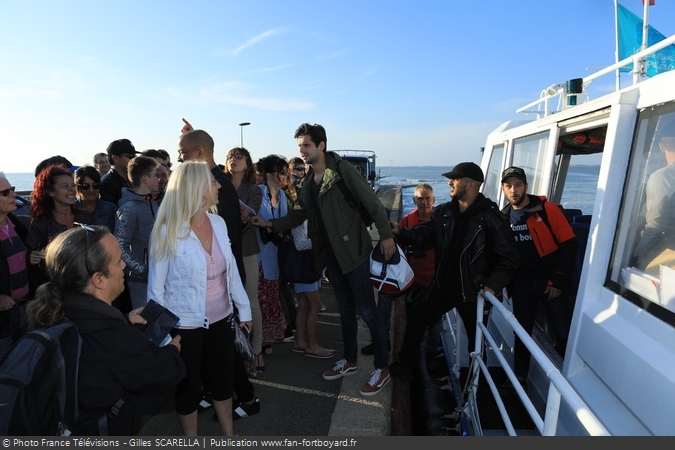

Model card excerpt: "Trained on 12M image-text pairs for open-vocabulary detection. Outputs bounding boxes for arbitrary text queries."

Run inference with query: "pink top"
[204,230,231,322]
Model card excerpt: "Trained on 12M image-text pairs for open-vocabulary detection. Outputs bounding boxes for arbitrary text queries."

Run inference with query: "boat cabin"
[446,37,675,436]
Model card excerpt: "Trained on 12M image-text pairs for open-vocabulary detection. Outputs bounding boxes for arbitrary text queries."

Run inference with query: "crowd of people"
[0,118,583,436]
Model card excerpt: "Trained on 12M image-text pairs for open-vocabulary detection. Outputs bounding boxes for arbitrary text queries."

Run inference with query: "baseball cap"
[106,138,139,156]
[441,162,484,183]
[501,166,528,183]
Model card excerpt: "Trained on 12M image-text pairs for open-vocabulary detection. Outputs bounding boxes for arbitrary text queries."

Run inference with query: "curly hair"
[224,147,256,185]
[31,164,74,219]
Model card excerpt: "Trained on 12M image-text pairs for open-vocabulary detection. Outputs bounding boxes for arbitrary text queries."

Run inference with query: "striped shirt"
[0,221,29,300]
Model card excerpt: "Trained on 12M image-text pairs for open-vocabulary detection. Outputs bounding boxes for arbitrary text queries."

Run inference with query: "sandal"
[304,348,335,359]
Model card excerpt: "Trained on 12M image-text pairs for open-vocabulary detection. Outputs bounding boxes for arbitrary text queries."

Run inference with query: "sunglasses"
[78,183,101,191]
[293,167,306,172]
[119,153,136,159]
[75,222,96,276]
[1,186,16,197]
[276,168,290,176]
[227,154,245,161]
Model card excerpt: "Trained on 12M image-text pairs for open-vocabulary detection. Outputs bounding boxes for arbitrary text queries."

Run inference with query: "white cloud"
[200,81,313,111]
[242,64,293,75]
[316,50,347,61]
[362,66,377,78]
[0,87,64,100]
[230,28,287,56]
[0,69,84,100]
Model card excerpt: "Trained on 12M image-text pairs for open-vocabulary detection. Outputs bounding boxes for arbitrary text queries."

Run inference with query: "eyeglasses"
[78,183,101,191]
[120,153,136,159]
[0,186,16,197]
[276,169,289,176]
[293,167,306,172]
[74,222,96,276]
[227,154,245,161]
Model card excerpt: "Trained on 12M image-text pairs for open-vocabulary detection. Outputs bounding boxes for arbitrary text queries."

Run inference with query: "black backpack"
[0,320,81,436]
[334,160,375,227]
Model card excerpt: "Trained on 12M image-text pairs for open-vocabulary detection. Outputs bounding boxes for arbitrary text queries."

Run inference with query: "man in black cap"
[500,166,577,391]
[389,162,520,381]
[100,139,139,206]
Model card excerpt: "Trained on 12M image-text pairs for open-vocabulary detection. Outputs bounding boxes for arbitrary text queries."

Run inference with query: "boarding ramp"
[440,292,609,436]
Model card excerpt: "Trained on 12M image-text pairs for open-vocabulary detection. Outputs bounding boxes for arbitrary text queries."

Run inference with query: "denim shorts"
[295,279,321,293]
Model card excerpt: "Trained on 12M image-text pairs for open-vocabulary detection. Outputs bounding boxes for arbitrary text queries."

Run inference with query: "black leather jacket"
[398,194,520,301]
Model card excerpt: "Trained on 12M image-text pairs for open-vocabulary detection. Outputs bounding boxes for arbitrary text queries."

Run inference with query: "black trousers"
[397,282,481,369]
[510,277,572,380]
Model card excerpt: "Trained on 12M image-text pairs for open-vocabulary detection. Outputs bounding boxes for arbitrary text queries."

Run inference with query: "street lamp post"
[239,122,251,148]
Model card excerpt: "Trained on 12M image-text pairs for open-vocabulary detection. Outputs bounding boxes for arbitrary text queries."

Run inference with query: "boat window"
[482,144,505,205]
[512,131,549,196]
[607,101,675,320]
[555,154,601,216]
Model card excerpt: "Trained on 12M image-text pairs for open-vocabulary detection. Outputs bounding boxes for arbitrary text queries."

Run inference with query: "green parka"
[270,152,393,275]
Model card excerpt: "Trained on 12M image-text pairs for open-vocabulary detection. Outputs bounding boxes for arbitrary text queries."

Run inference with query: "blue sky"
[2,0,674,173]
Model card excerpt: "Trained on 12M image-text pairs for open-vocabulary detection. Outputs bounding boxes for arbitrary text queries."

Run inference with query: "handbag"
[234,323,257,378]
[291,220,312,251]
[278,233,317,284]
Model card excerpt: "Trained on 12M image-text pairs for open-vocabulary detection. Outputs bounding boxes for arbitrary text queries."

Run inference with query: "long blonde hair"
[150,161,218,261]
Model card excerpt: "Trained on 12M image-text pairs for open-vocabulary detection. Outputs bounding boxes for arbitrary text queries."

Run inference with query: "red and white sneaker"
[359,367,391,397]
[322,358,358,380]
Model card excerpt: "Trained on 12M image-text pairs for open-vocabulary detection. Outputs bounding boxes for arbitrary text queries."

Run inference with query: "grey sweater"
[115,188,158,280]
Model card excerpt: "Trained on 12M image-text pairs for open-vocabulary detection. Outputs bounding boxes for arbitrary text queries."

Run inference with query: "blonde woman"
[148,161,251,436]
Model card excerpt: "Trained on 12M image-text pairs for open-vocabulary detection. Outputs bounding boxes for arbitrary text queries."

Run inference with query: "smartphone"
[139,300,180,347]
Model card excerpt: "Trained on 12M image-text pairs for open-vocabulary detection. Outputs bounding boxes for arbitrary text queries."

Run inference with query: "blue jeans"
[127,280,148,310]
[325,257,389,369]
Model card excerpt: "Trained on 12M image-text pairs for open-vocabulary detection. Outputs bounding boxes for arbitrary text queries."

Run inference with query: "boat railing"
[516,34,675,118]
[458,291,610,436]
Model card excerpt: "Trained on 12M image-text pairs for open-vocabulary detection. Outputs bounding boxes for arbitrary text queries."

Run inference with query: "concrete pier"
[137,185,404,437]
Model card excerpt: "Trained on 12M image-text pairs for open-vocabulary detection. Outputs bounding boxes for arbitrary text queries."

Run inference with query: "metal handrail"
[461,292,610,436]
[516,34,675,116]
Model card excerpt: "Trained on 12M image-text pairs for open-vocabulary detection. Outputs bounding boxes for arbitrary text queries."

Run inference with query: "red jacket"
[502,195,579,290]
[400,208,435,287]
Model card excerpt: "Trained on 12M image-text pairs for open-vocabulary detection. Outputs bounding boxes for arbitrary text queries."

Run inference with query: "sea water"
[6,165,600,216]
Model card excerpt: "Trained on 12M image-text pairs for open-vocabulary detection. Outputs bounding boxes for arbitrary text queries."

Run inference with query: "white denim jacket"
[148,214,252,328]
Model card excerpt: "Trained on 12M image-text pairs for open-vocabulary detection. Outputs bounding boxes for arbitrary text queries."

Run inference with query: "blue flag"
[617,3,675,76]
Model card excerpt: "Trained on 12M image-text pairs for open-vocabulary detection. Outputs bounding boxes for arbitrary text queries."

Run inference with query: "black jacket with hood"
[64,292,186,435]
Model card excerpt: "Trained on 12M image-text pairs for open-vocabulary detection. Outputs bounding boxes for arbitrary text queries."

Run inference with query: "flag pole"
[641,0,650,51]
[636,0,651,82]
[614,0,620,90]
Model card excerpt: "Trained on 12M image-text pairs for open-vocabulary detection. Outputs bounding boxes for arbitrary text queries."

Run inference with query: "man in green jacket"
[253,123,395,397]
